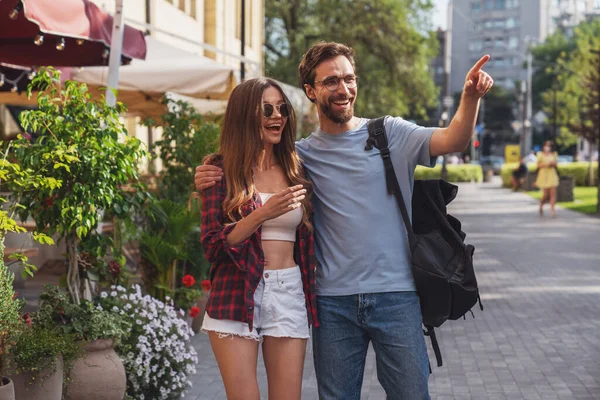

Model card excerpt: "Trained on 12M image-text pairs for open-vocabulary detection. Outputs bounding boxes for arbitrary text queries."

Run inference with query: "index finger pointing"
[470,55,490,74]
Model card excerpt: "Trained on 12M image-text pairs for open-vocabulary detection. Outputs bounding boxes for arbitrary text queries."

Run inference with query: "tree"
[548,20,600,212]
[265,0,439,120]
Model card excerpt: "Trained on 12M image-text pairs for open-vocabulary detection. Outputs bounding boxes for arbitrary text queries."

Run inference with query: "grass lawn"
[526,187,598,214]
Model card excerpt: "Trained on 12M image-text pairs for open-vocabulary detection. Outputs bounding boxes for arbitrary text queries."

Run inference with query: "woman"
[536,140,559,217]
[200,77,318,400]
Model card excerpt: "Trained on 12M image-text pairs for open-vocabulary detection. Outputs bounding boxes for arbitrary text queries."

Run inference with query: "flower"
[189,306,200,318]
[21,312,32,327]
[201,280,211,292]
[108,260,121,277]
[182,274,196,288]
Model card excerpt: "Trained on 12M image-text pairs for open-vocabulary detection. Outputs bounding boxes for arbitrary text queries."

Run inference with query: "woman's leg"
[539,189,548,215]
[549,186,557,217]
[262,336,307,400]
[209,332,261,400]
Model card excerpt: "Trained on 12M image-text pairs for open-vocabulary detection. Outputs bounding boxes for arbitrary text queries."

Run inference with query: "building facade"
[449,0,596,93]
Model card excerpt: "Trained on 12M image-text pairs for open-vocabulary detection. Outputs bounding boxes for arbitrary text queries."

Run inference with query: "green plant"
[139,199,205,304]
[35,285,131,345]
[144,98,220,204]
[0,251,23,383]
[12,68,147,304]
[6,319,81,385]
[415,164,484,183]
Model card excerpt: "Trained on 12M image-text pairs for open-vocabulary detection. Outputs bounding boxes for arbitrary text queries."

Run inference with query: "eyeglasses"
[314,75,358,92]
[263,103,290,118]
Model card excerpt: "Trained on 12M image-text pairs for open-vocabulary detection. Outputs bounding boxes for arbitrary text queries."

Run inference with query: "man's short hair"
[298,42,356,102]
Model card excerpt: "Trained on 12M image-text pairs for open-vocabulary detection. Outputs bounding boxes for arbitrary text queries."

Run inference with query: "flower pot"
[65,339,126,400]
[191,297,208,334]
[0,377,15,400]
[9,355,63,400]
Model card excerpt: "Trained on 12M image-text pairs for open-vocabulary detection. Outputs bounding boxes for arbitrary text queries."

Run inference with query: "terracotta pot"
[9,355,63,400]
[65,339,126,400]
[191,297,208,334]
[0,377,15,400]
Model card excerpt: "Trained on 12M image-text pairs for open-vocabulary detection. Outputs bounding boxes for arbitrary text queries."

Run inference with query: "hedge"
[415,164,483,183]
[500,161,598,187]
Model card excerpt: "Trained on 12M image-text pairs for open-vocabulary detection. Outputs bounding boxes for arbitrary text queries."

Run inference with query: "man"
[195,42,493,399]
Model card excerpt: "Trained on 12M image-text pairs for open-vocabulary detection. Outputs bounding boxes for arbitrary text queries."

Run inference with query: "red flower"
[201,280,211,292]
[21,312,32,328]
[108,260,121,277]
[189,306,200,318]
[182,274,196,288]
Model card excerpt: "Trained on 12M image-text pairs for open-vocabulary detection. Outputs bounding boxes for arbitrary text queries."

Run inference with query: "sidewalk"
[183,179,600,400]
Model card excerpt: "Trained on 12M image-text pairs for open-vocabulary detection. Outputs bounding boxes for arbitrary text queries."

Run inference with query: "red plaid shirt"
[201,160,318,331]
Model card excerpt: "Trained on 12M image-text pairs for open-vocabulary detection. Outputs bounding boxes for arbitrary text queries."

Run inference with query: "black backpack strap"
[424,326,443,367]
[365,117,416,248]
[366,116,443,367]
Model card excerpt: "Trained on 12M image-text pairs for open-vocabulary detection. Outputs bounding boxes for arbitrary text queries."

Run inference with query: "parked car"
[479,155,505,175]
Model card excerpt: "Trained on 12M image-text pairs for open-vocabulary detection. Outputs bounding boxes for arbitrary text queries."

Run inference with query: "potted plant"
[0,256,20,400]
[12,68,147,305]
[6,314,80,400]
[35,285,130,400]
[98,284,198,399]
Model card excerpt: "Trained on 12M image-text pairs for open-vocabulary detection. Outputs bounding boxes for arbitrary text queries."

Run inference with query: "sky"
[432,0,449,30]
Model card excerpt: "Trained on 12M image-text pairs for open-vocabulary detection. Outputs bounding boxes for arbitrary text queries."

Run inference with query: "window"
[484,38,493,48]
[471,2,481,13]
[485,0,493,10]
[506,17,516,29]
[506,0,519,8]
[484,20,493,29]
[494,0,505,9]
[494,19,505,29]
[508,36,519,49]
[235,0,253,47]
[469,40,483,52]
[495,58,506,67]
[495,38,505,48]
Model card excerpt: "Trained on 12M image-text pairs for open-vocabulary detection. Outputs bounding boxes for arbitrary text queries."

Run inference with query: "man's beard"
[319,95,354,124]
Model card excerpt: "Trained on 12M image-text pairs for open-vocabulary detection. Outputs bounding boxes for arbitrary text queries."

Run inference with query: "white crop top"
[259,192,303,242]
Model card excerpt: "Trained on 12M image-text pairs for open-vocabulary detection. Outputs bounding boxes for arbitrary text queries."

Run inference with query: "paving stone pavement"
[184,181,600,400]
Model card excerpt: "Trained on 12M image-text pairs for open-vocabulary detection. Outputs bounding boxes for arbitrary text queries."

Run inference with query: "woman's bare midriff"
[262,239,296,270]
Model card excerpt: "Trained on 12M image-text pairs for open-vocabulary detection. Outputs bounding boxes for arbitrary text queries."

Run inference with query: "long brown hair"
[207,78,312,229]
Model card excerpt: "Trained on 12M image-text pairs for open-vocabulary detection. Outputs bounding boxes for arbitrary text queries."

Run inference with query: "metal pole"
[105,0,125,107]
[240,0,246,80]
[526,48,533,153]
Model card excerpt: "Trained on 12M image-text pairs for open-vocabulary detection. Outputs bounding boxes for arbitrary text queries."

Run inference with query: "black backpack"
[365,116,482,368]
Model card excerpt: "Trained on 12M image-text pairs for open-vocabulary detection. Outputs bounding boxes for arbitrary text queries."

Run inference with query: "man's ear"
[304,84,316,102]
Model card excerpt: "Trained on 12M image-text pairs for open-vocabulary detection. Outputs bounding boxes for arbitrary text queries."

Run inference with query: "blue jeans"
[312,291,430,400]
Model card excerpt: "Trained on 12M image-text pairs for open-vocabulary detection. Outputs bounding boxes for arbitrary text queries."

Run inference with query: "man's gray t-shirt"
[295,117,435,296]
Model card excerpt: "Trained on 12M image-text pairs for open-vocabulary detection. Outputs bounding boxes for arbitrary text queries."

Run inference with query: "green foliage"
[144,98,220,204]
[35,285,131,344]
[6,322,81,385]
[415,164,483,183]
[11,68,147,302]
[0,243,24,379]
[139,199,206,305]
[482,86,517,133]
[15,68,147,240]
[500,162,598,187]
[265,0,439,119]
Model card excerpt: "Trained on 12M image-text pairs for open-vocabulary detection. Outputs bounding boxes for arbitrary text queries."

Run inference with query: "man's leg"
[312,295,370,400]
[366,291,431,400]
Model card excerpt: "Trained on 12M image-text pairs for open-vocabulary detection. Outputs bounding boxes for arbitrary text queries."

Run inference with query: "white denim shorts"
[201,266,310,341]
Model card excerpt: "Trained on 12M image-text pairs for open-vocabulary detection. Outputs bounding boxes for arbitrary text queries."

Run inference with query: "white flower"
[111,291,118,297]
[112,306,119,312]
[100,292,108,298]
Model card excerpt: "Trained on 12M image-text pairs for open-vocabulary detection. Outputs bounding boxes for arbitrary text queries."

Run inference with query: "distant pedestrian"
[511,157,528,191]
[536,141,559,217]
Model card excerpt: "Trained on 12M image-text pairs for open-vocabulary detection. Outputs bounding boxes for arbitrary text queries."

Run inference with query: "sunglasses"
[263,103,290,118]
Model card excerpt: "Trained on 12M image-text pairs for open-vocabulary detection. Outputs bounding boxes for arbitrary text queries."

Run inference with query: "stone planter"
[65,339,126,400]
[191,297,208,334]
[0,377,15,400]
[557,176,574,202]
[9,355,63,400]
